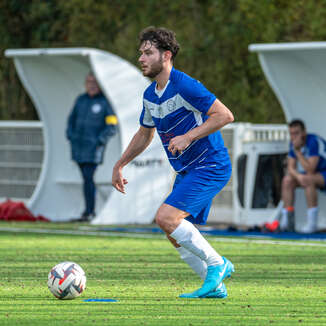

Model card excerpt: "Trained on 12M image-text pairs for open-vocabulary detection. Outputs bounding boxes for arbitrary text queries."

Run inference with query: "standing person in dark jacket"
[66,72,117,221]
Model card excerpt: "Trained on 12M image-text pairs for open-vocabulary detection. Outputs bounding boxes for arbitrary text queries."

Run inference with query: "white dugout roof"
[249,42,326,138]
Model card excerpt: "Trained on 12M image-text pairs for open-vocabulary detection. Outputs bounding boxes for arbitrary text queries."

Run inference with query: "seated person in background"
[66,72,117,221]
[280,119,326,233]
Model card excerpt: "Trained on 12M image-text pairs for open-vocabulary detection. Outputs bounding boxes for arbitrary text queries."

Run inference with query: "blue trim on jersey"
[289,133,326,173]
[139,67,231,172]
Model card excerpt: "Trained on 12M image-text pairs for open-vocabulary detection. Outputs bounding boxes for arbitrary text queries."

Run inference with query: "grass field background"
[1,222,326,325]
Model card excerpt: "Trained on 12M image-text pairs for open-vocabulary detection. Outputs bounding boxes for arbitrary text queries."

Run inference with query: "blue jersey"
[139,67,231,173]
[289,133,326,173]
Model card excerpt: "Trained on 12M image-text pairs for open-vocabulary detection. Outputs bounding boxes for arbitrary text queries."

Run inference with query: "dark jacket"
[66,92,117,164]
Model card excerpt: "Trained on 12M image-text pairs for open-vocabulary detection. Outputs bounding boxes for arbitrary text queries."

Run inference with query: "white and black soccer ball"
[48,262,86,300]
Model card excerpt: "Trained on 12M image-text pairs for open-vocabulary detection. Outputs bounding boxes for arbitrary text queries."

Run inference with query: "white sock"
[176,246,207,280]
[307,207,318,226]
[170,219,223,266]
[280,208,288,230]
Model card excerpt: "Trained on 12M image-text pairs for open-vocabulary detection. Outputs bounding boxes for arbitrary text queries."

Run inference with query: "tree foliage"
[1,0,326,122]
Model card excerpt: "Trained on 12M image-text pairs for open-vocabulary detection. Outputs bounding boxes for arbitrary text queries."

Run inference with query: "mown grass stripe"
[1,226,326,247]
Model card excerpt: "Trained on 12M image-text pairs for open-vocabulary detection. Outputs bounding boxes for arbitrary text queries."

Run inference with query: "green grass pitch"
[0,222,326,326]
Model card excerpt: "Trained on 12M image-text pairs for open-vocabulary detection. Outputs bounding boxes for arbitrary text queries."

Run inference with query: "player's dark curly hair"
[139,26,180,61]
[289,119,305,130]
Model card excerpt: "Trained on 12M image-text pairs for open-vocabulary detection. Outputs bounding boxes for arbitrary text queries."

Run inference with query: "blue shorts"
[164,165,231,225]
[319,170,326,191]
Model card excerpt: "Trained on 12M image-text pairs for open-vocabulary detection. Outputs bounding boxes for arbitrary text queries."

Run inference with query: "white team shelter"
[5,48,173,224]
[249,42,326,231]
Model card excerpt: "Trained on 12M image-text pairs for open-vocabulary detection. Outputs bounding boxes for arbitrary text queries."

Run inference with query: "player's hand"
[293,136,304,150]
[112,165,128,194]
[168,134,192,156]
[296,174,312,187]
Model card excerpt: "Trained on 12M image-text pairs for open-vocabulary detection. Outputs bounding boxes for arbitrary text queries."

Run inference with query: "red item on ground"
[0,199,49,222]
[286,206,295,212]
[264,220,280,232]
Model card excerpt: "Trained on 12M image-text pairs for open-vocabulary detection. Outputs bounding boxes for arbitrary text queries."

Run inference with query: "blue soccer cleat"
[205,282,228,298]
[179,282,227,299]
[179,256,234,298]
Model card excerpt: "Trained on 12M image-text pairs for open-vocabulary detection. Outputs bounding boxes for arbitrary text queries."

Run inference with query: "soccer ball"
[47,262,86,300]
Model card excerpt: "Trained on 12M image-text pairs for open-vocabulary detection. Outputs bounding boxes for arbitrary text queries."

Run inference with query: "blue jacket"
[66,92,117,164]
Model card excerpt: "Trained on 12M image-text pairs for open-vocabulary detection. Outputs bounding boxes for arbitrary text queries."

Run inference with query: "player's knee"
[155,204,187,233]
[155,208,176,231]
[303,178,316,189]
[282,175,294,188]
[155,211,168,229]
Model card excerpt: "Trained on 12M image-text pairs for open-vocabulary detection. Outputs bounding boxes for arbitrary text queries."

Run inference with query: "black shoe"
[287,211,295,232]
[73,212,93,222]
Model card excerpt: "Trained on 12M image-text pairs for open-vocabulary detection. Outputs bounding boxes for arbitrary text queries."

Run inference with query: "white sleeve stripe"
[182,98,203,126]
[143,94,205,121]
[142,106,155,126]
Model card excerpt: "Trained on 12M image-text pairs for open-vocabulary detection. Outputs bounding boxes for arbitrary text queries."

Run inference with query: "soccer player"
[280,119,326,233]
[112,26,234,298]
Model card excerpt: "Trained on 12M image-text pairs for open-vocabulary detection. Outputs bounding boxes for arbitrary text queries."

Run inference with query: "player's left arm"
[295,151,319,174]
[168,99,233,155]
[98,101,118,145]
[186,99,233,140]
[294,136,320,174]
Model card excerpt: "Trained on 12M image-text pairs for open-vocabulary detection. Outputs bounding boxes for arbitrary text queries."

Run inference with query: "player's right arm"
[112,126,155,193]
[66,97,80,141]
[287,157,299,180]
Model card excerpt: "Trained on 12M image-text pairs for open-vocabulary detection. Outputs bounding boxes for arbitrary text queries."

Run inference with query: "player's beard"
[145,55,163,78]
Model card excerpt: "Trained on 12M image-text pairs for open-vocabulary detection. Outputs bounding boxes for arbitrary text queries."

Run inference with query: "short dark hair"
[139,26,180,60]
[289,119,305,130]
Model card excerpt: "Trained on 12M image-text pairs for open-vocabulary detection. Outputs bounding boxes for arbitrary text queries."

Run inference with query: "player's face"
[85,75,101,97]
[289,126,306,148]
[138,41,163,78]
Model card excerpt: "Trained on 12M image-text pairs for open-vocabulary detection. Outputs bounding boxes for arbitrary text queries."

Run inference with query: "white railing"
[0,121,43,200]
[241,124,289,143]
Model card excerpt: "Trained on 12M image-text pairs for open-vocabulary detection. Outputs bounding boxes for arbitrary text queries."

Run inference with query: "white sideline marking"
[210,237,326,247]
[1,227,326,247]
[0,227,165,239]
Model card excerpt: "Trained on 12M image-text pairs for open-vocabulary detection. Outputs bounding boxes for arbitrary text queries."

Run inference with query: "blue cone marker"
[84,299,118,302]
